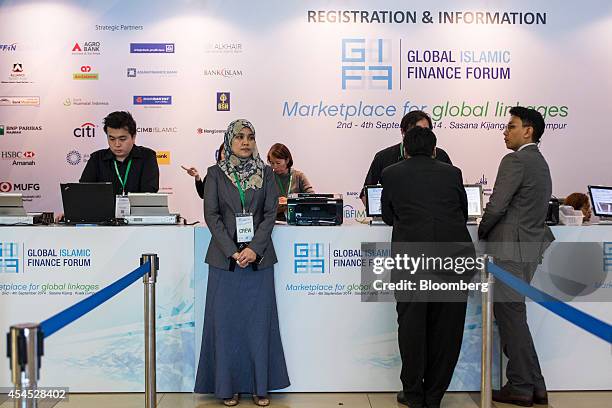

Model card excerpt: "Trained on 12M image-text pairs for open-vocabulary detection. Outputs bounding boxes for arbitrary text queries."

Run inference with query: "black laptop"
[60,182,116,224]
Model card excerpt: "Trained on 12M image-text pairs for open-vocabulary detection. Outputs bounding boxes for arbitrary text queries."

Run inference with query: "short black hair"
[103,111,137,137]
[509,106,545,143]
[400,110,433,134]
[403,126,437,157]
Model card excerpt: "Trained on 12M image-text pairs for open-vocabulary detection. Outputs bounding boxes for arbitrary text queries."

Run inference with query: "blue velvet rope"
[40,261,151,338]
[488,262,612,344]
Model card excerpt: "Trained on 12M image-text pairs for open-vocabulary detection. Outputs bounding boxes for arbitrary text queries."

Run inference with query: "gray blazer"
[478,145,555,262]
[203,164,279,270]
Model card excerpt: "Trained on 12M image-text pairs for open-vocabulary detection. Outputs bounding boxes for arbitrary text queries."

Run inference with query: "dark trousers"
[396,298,467,406]
[494,260,546,396]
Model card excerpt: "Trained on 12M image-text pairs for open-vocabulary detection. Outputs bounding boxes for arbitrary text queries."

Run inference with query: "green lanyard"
[399,142,404,159]
[274,170,292,197]
[232,172,249,212]
[113,158,132,195]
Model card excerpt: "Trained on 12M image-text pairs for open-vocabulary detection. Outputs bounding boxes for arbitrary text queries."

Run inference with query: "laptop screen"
[464,184,483,218]
[365,185,383,217]
[588,185,612,217]
[60,182,115,223]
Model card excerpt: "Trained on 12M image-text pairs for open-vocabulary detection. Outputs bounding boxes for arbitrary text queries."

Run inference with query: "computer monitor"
[464,184,483,218]
[60,182,115,224]
[588,185,612,218]
[364,185,383,218]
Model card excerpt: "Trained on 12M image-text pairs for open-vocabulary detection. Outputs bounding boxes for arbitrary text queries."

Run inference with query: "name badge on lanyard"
[233,172,254,243]
[236,213,254,243]
[115,195,131,218]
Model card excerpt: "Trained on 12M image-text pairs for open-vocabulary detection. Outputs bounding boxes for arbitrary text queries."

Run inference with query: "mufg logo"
[0,242,20,273]
[341,38,392,90]
[294,243,326,274]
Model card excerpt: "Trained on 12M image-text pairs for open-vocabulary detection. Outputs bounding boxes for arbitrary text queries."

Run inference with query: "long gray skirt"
[194,264,290,398]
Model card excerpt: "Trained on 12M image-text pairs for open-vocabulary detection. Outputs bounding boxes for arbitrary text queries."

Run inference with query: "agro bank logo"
[156,151,171,165]
[341,38,393,90]
[294,243,328,273]
[72,41,101,55]
[0,242,20,273]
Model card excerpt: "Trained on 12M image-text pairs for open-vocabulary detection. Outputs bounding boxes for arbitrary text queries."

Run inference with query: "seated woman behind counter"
[267,143,314,221]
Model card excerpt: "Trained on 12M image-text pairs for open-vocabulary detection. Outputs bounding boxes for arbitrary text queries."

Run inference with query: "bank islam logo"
[156,151,171,165]
[0,242,20,273]
[204,68,243,78]
[216,92,230,111]
[130,43,174,53]
[73,122,96,138]
[134,95,172,105]
[72,41,101,55]
[73,65,99,80]
[294,243,328,274]
[341,38,393,90]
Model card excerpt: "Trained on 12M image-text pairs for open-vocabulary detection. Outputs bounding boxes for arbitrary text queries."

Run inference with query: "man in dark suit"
[479,106,554,407]
[361,110,451,205]
[381,126,474,408]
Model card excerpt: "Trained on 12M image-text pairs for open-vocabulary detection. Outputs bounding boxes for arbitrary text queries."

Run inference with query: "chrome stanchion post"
[480,255,494,408]
[141,254,159,408]
[7,323,43,408]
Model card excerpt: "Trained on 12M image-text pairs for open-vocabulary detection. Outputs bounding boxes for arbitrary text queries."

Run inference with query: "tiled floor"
[2,391,610,408]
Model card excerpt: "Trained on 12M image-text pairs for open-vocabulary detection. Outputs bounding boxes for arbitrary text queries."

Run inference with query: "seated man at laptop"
[80,111,159,195]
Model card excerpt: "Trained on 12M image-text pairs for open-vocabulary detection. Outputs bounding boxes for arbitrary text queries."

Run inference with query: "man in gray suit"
[478,107,554,407]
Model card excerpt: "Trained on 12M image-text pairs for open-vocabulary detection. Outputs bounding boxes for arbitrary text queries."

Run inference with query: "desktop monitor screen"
[365,185,383,217]
[588,185,612,217]
[464,184,483,218]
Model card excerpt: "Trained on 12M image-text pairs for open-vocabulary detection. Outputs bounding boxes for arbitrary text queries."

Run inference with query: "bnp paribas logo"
[0,242,20,273]
[341,38,393,90]
[293,243,328,274]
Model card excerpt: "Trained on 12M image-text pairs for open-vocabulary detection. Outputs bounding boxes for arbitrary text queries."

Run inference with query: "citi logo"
[73,122,96,138]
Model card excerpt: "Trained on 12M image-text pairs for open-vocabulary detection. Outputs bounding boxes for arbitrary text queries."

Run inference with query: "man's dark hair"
[400,110,433,134]
[509,106,545,143]
[103,111,137,137]
[403,126,437,157]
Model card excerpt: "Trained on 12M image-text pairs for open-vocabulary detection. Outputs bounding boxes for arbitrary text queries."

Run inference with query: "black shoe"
[533,389,548,405]
[396,391,425,408]
[492,386,533,407]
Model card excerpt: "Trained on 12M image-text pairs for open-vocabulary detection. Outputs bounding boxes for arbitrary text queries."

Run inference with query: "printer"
[286,193,343,226]
[124,193,178,224]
